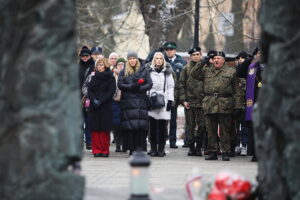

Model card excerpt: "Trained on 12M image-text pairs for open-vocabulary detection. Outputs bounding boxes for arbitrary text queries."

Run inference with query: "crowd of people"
[79,42,264,162]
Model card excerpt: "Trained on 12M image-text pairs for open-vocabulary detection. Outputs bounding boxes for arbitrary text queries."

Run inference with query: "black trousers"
[246,121,256,156]
[112,125,123,146]
[169,105,177,145]
[123,130,147,152]
[150,117,167,145]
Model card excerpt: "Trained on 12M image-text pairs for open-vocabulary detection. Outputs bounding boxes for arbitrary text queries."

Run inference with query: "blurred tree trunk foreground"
[0,0,84,199]
[255,0,300,199]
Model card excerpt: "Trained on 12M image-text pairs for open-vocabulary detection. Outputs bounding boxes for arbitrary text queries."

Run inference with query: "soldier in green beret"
[179,47,206,156]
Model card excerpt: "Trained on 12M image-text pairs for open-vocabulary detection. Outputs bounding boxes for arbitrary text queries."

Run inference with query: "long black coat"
[118,65,153,131]
[88,69,116,132]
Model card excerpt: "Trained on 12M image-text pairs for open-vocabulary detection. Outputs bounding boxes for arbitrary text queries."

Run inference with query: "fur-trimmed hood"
[145,62,173,75]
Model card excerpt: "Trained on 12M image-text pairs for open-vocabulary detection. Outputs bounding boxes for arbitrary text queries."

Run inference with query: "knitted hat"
[116,58,126,65]
[127,50,138,59]
[80,46,91,56]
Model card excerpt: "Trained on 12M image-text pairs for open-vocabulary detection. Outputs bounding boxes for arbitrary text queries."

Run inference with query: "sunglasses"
[81,55,90,58]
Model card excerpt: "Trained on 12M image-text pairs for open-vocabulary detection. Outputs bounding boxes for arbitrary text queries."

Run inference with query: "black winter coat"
[88,69,116,132]
[79,58,94,90]
[117,65,153,131]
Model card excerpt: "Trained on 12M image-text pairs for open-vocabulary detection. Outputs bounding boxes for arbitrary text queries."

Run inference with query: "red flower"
[138,78,145,85]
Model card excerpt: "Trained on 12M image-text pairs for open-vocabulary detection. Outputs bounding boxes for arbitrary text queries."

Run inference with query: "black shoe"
[222,152,230,161]
[149,144,157,157]
[129,151,133,156]
[170,144,178,149]
[94,153,101,157]
[182,143,189,148]
[205,152,218,160]
[187,144,196,156]
[115,145,121,152]
[86,144,92,150]
[195,143,202,156]
[251,156,257,162]
[157,145,165,157]
[101,154,109,157]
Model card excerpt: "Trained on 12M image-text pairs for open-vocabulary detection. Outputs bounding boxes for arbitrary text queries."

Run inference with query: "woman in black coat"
[88,58,116,157]
[118,51,153,154]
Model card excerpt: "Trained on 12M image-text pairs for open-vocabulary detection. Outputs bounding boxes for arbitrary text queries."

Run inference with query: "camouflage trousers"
[205,114,232,153]
[186,107,206,144]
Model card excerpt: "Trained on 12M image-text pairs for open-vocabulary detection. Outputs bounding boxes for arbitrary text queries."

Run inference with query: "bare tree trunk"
[0,0,84,199]
[255,0,300,199]
[225,0,245,54]
[139,0,192,50]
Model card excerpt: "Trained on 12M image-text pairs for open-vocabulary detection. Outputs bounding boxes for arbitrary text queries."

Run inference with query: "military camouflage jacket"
[191,63,239,114]
[236,77,246,109]
[178,61,204,107]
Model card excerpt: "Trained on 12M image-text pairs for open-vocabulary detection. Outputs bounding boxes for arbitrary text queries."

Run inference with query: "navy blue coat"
[112,100,121,126]
[117,65,153,131]
[88,69,116,132]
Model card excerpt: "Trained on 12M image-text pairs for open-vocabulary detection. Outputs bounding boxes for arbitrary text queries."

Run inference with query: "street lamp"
[194,0,200,47]
[129,150,151,200]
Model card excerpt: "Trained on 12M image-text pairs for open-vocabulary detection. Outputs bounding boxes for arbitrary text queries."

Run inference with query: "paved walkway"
[81,142,257,200]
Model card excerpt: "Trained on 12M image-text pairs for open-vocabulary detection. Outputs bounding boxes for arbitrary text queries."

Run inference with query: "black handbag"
[147,72,166,110]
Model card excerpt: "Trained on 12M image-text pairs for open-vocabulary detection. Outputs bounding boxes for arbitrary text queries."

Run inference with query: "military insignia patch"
[248,68,255,75]
[246,99,253,107]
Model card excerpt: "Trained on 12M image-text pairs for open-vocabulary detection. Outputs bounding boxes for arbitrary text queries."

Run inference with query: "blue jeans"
[240,121,247,147]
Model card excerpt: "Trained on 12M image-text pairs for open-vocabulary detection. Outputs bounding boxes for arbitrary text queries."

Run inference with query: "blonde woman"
[145,52,174,157]
[117,51,153,155]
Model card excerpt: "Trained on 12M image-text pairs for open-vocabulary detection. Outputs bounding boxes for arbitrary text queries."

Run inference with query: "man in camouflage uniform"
[179,47,206,156]
[191,51,239,161]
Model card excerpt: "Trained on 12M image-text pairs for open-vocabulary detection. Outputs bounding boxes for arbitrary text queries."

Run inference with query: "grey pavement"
[81,142,257,200]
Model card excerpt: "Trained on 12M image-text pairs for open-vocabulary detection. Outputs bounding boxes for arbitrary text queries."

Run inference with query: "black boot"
[115,145,121,152]
[187,143,196,156]
[157,144,165,157]
[205,152,218,160]
[195,142,202,156]
[222,152,230,161]
[150,144,158,157]
[251,155,257,162]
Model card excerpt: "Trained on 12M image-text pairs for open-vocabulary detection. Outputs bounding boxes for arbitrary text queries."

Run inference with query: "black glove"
[166,100,173,111]
[131,82,140,90]
[93,99,101,107]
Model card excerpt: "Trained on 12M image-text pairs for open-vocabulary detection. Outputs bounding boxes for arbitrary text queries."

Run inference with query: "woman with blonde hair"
[88,58,116,157]
[117,50,153,155]
[145,52,174,157]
